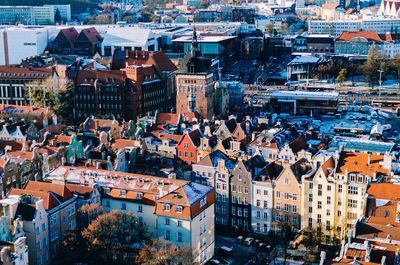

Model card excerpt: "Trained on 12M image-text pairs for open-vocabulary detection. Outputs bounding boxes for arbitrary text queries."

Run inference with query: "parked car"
[217,246,233,258]
[244,237,254,246]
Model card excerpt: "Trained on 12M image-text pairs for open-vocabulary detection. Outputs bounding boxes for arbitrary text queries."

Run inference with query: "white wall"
[0,27,48,66]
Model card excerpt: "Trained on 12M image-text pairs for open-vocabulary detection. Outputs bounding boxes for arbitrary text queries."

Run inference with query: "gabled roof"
[157,113,180,126]
[60,27,79,44]
[80,27,102,44]
[336,31,383,43]
[289,135,308,153]
[321,156,335,177]
[322,3,340,10]
[196,150,236,170]
[8,188,60,211]
[253,161,283,182]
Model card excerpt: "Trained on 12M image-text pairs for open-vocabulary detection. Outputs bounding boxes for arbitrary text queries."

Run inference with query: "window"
[275,214,281,222]
[138,205,143,212]
[284,192,289,200]
[119,190,126,197]
[276,202,281,210]
[200,197,207,207]
[348,199,357,208]
[318,184,322,196]
[136,192,143,199]
[36,227,40,235]
[69,219,76,230]
[284,204,289,212]
[264,201,268,209]
[309,194,313,202]
[308,218,312,228]
[338,184,342,193]
[42,223,46,231]
[292,205,297,213]
[338,210,342,217]
[292,193,298,201]
[176,206,183,213]
[232,196,236,203]
[348,186,358,195]
[177,232,183,242]
[50,216,57,227]
[264,212,268,219]
[68,206,75,216]
[326,221,331,231]
[37,241,41,251]
[327,196,331,204]
[318,201,322,209]
[264,190,268,195]
[276,191,281,198]
[327,209,331,216]
[165,218,170,225]
[256,189,261,194]
[327,185,331,191]
[284,178,289,185]
[309,183,313,189]
[256,200,260,207]
[232,184,236,192]
[164,204,171,211]
[164,230,170,240]
[244,186,248,194]
[121,202,126,210]
[43,238,47,248]
[178,220,183,227]
[105,200,110,207]
[317,214,321,223]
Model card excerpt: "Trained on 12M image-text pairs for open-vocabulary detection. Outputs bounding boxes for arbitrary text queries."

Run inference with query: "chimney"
[367,154,371,165]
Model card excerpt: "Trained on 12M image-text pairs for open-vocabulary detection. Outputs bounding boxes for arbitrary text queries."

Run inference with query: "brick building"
[176,30,215,120]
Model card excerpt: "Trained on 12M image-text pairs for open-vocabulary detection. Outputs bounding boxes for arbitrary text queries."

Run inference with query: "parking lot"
[211,235,276,265]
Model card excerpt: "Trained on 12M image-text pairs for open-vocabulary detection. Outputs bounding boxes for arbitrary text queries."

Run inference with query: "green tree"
[82,210,149,265]
[389,53,400,89]
[265,23,275,35]
[57,228,87,265]
[336,68,347,83]
[25,76,74,122]
[362,43,387,88]
[136,239,193,265]
[55,8,62,23]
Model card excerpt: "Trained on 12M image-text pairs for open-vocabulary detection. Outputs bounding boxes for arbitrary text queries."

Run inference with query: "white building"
[251,163,279,234]
[101,27,159,57]
[308,18,400,37]
[46,166,216,264]
[0,27,48,66]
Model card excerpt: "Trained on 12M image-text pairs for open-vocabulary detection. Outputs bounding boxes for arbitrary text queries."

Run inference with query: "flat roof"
[270,90,339,100]
[173,35,236,43]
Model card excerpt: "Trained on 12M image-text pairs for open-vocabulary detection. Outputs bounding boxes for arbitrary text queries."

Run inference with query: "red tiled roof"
[322,3,340,9]
[80,27,102,44]
[321,157,335,176]
[367,183,400,200]
[60,27,79,44]
[336,31,383,42]
[0,67,51,79]
[8,188,59,210]
[111,139,139,150]
[23,181,74,203]
[76,70,126,84]
[157,113,180,126]
[336,152,389,176]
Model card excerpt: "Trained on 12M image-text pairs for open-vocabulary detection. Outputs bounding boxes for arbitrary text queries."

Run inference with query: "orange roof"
[65,183,93,196]
[322,3,339,9]
[367,183,400,200]
[336,31,383,42]
[336,152,389,176]
[111,139,139,150]
[8,188,60,210]
[321,157,335,176]
[6,151,34,160]
[326,258,380,265]
[53,135,72,144]
[157,113,180,126]
[24,181,74,203]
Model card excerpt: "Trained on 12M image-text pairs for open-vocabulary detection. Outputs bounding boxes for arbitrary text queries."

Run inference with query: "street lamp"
[378,69,384,100]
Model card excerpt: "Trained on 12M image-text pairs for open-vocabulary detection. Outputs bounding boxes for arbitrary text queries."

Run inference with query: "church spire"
[191,26,198,56]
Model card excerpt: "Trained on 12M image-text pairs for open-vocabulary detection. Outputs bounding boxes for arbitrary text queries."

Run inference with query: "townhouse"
[0,195,48,265]
[8,181,77,263]
[252,161,283,234]
[45,166,215,264]
[192,150,236,226]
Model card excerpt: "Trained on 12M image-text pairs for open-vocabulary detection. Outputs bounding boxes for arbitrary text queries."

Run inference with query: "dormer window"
[175,206,183,213]
[136,192,143,200]
[200,197,207,208]
[163,204,170,211]
[119,190,126,197]
[104,188,110,195]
